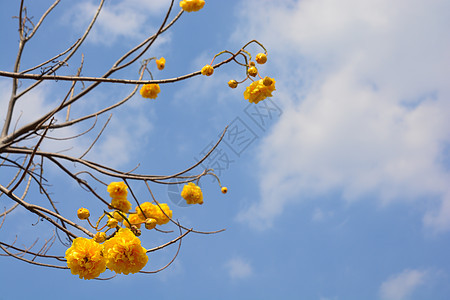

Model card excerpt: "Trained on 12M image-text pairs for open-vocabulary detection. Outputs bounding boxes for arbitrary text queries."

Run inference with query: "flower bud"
[93,232,107,243]
[221,187,228,194]
[228,80,238,89]
[131,225,141,236]
[201,65,214,76]
[106,218,119,228]
[155,57,165,70]
[77,208,90,220]
[249,61,256,67]
[145,218,157,230]
[263,76,274,86]
[255,53,267,64]
[248,66,258,77]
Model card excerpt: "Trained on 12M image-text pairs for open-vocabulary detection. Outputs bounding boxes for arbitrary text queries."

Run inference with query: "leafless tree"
[0,0,268,278]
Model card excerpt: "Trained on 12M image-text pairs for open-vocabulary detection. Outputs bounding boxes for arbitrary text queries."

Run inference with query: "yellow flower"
[65,237,107,280]
[77,208,90,220]
[255,53,267,64]
[124,214,145,229]
[135,202,153,219]
[243,77,276,104]
[93,232,107,243]
[103,228,148,275]
[181,182,204,205]
[221,186,228,194]
[179,0,205,12]
[155,57,165,70]
[110,196,132,213]
[153,203,173,224]
[228,80,238,89]
[136,202,173,225]
[107,182,128,198]
[201,64,214,76]
[140,83,161,99]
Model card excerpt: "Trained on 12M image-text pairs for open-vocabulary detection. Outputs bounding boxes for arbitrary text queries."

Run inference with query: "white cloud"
[234,0,450,231]
[0,78,154,170]
[0,80,52,134]
[172,51,229,105]
[379,269,428,300]
[84,102,154,168]
[225,257,253,280]
[0,80,88,155]
[312,208,334,222]
[66,0,172,45]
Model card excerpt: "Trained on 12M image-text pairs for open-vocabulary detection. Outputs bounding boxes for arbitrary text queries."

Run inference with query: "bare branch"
[79,114,112,159]
[0,53,236,84]
[147,228,192,253]
[0,243,68,269]
[20,39,81,75]
[26,0,61,41]
[140,223,185,274]
[0,0,249,278]
[0,184,92,239]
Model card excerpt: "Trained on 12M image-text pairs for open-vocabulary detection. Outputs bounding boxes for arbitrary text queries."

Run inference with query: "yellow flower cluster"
[110,196,132,213]
[107,182,132,213]
[239,53,275,104]
[181,182,204,205]
[65,237,107,280]
[179,0,205,12]
[107,182,128,198]
[136,202,172,225]
[66,228,149,279]
[140,83,161,99]
[244,77,276,104]
[69,151,229,280]
[211,46,274,104]
[103,228,148,275]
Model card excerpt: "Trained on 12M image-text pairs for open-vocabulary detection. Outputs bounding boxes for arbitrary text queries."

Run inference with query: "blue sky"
[1,0,450,299]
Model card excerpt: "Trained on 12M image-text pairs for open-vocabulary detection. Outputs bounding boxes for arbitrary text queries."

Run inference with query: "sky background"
[1,0,450,299]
